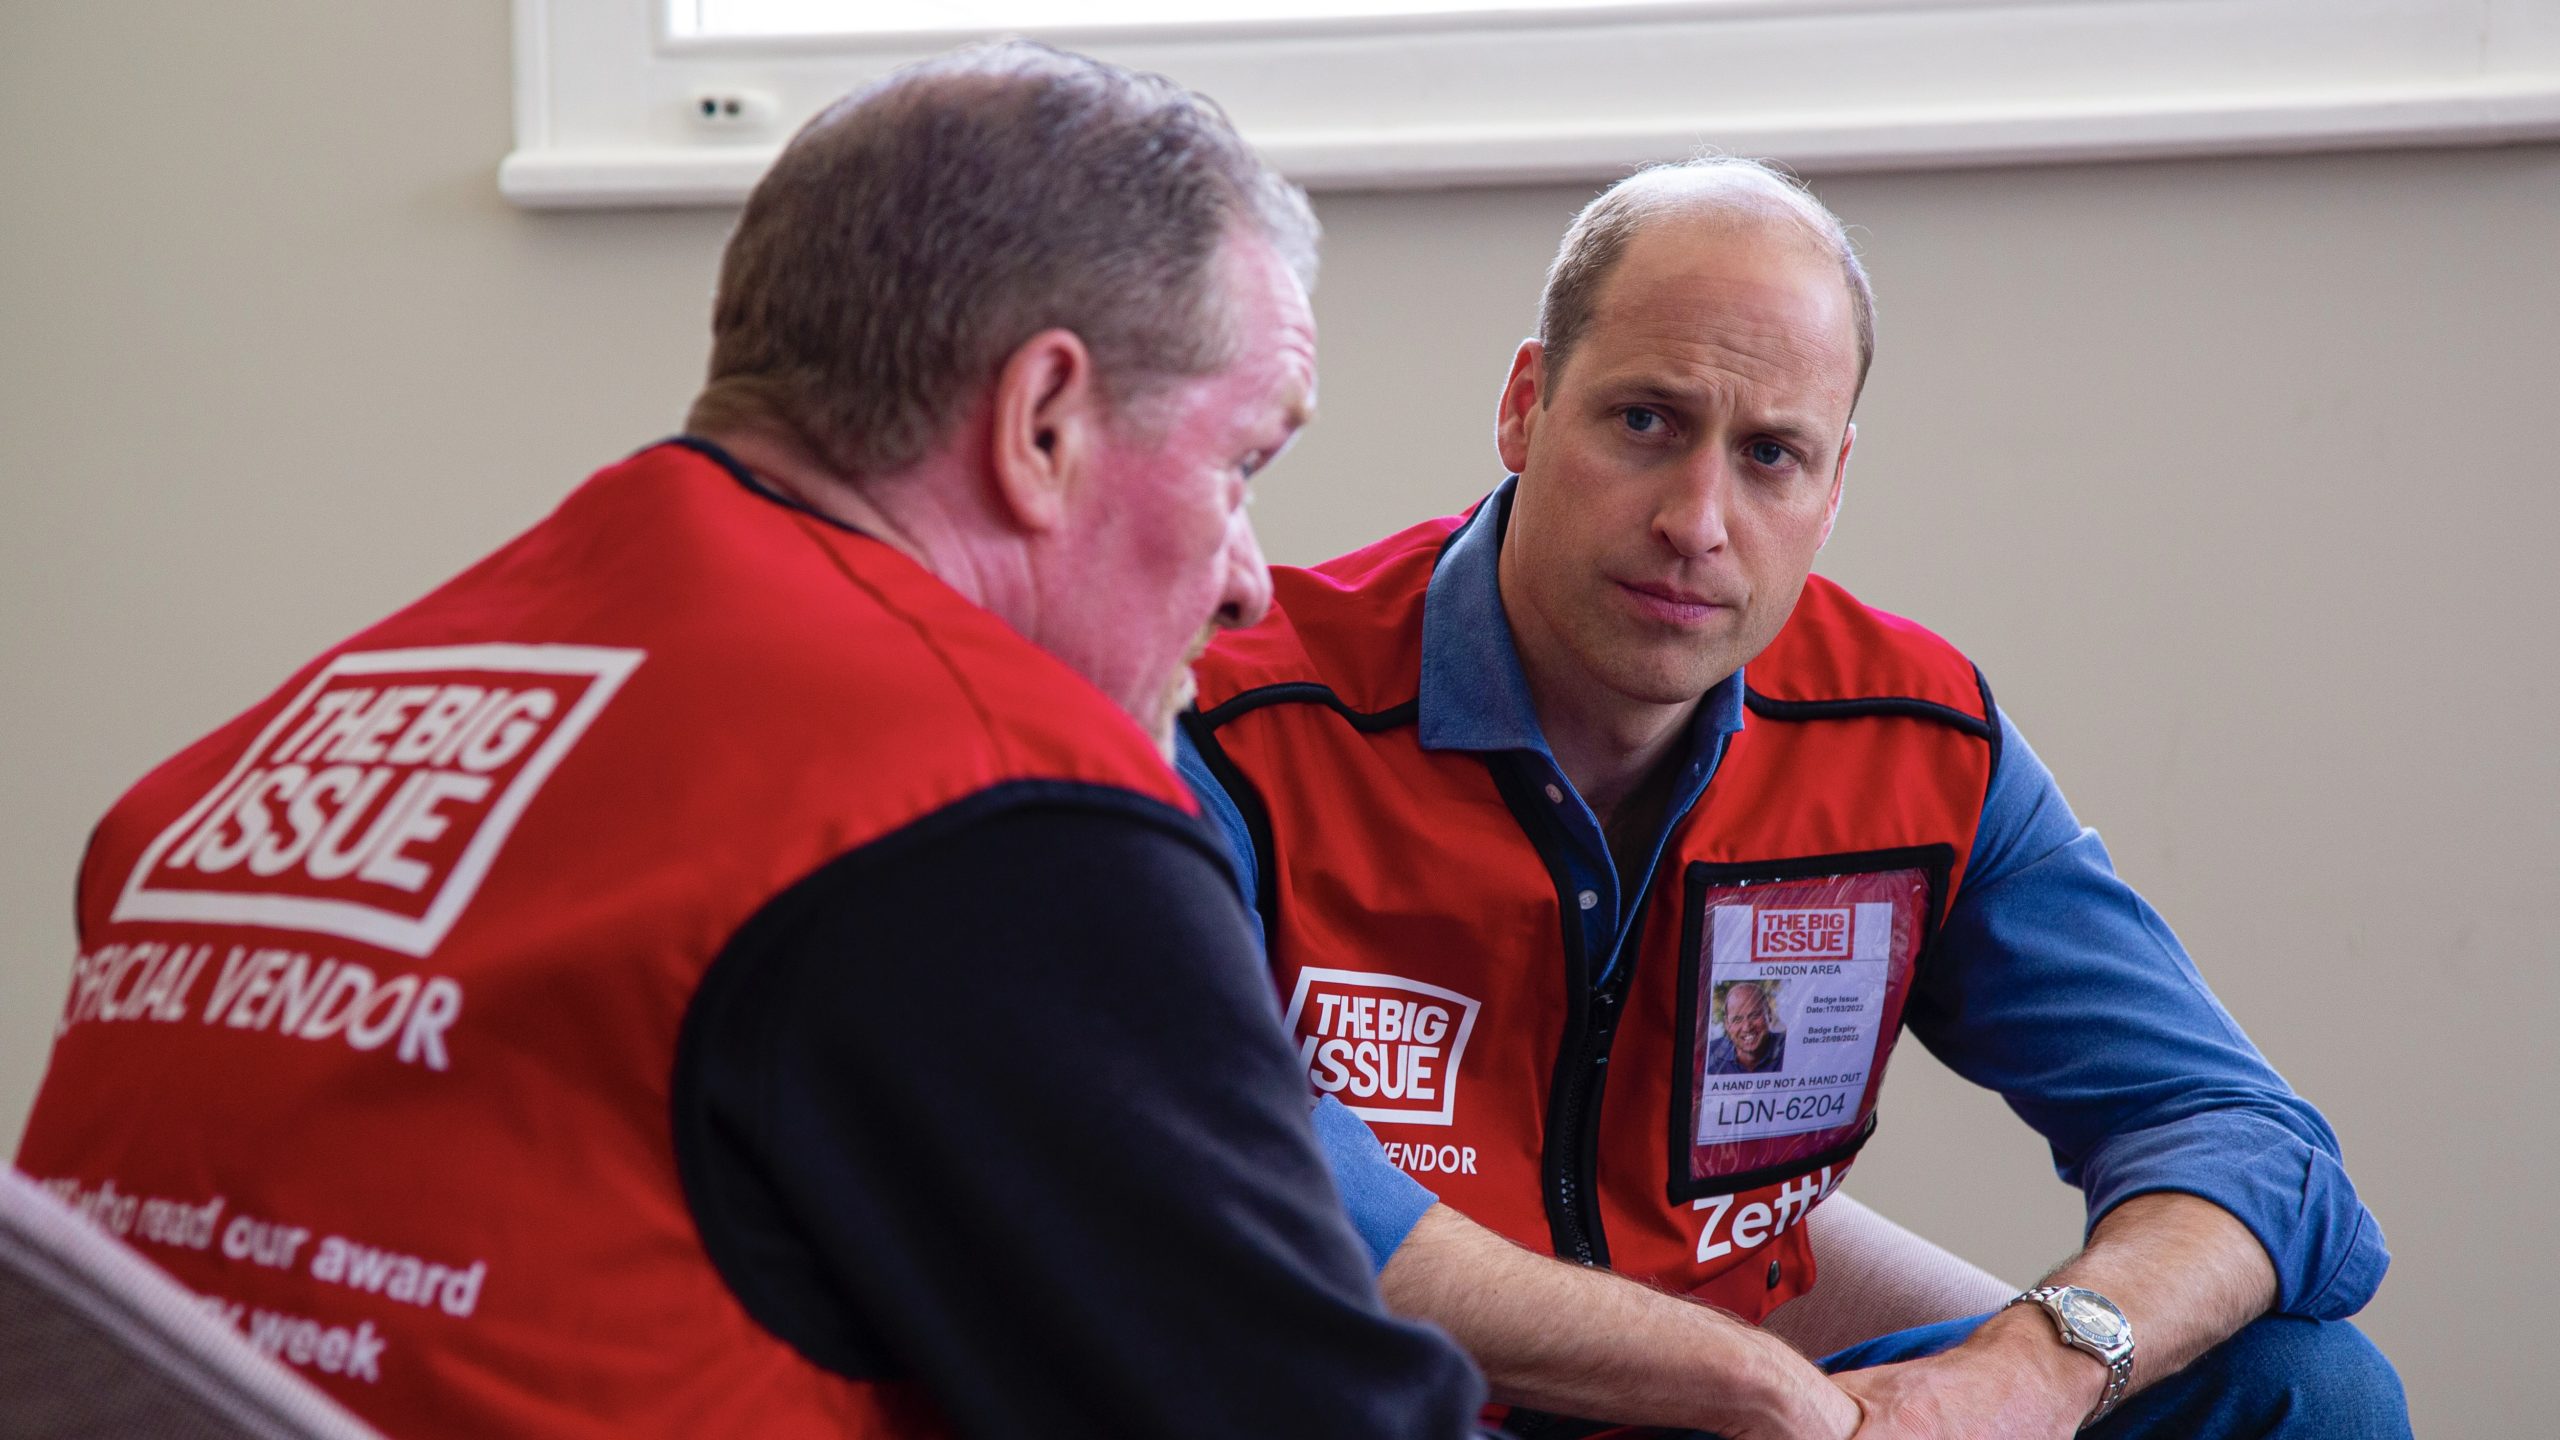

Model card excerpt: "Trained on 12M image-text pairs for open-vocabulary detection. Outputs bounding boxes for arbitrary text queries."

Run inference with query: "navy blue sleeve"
[672,783,1486,1439]
[1175,725,1444,1274]
[1905,708,2389,1319]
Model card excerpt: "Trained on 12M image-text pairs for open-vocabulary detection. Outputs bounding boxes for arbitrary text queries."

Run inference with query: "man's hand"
[1380,1204,1862,1438]
[1831,1305,2098,1440]
[1834,1192,2279,1439]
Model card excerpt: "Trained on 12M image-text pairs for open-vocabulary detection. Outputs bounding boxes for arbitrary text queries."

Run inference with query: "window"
[679,0,1697,38]
[503,0,2560,208]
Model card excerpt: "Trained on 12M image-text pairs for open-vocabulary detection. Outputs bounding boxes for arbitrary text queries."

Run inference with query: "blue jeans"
[1816,1311,2412,1439]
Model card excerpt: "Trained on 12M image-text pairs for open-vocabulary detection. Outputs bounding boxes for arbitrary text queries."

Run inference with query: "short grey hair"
[1537,156,1875,407]
[687,41,1319,479]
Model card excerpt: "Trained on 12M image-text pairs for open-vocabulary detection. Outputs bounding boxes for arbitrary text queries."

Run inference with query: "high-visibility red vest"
[1189,506,1993,1324]
[16,440,1191,1438]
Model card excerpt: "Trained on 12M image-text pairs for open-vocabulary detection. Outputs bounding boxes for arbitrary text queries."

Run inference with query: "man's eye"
[1622,408,1665,435]
[1746,440,1792,467]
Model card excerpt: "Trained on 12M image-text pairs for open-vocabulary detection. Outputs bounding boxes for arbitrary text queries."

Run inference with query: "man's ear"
[988,328,1101,535]
[1494,339,1545,475]
[1818,422,1854,550]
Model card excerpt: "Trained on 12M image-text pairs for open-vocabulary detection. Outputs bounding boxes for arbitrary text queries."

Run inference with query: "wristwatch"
[2009,1285,2134,1429]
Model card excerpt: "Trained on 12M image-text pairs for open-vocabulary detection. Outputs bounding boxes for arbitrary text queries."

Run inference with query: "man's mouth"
[1616,580,1730,625]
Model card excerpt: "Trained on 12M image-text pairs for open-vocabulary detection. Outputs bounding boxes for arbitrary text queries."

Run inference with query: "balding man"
[17,44,1485,1439]
[1181,159,2408,1437]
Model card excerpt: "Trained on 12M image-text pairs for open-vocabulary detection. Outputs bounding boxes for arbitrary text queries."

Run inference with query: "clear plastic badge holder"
[1671,856,1941,1201]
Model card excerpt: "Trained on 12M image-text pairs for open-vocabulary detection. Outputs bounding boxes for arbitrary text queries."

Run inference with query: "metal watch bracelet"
[2011,1285,2134,1431]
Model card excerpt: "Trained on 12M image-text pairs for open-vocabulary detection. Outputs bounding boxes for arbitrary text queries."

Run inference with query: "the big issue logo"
[1282,968,1481,1127]
[112,644,642,958]
[1752,906,1856,960]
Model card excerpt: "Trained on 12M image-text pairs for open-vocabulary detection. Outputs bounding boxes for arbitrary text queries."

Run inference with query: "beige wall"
[5,4,2553,1430]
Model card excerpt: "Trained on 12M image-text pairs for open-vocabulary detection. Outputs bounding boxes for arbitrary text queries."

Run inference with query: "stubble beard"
[1143,626,1218,762]
[1149,664,1200,761]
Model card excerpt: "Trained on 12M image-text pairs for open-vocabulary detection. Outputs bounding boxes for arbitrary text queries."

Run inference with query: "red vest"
[16,442,1190,1438]
[1190,508,1992,1323]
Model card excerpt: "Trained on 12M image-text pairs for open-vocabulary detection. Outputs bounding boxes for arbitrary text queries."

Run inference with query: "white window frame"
[502,0,2560,209]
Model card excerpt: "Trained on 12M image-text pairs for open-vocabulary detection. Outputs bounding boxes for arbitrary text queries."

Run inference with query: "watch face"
[2060,1290,2128,1345]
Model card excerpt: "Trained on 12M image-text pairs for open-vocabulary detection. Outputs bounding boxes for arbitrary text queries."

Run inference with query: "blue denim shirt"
[1179,480,2388,1320]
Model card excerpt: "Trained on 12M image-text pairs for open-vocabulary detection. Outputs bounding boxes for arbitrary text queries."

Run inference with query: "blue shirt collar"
[1416,476,1747,759]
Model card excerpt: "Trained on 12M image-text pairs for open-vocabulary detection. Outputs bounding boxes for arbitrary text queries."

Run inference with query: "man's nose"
[1213,514,1274,631]
[1655,453,1732,558]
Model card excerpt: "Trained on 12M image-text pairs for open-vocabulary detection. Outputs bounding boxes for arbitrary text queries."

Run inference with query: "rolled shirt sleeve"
[1906,706,2390,1318]
[1311,1093,1442,1273]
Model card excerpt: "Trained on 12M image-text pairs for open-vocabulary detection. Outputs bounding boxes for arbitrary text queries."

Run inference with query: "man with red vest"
[15,43,1489,1438]
[1180,160,2408,1437]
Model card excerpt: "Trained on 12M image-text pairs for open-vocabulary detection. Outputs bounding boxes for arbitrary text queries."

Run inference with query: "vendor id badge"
[1667,847,1950,1202]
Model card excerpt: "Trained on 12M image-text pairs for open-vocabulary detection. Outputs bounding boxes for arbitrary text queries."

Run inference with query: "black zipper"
[1487,758,1649,1269]
[1486,759,1651,1440]
[1552,914,1643,1265]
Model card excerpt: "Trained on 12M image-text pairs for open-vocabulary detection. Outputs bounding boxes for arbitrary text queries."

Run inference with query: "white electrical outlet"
[688,91,775,132]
